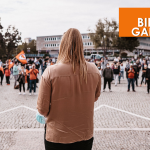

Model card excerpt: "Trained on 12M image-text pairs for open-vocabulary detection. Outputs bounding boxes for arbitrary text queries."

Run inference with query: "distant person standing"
[113,64,120,86]
[0,64,4,85]
[125,59,130,80]
[39,58,43,75]
[120,63,124,79]
[127,64,135,92]
[5,65,10,85]
[18,66,26,95]
[140,64,147,87]
[13,62,19,87]
[146,64,150,94]
[103,63,113,92]
[28,64,39,95]
[101,58,106,77]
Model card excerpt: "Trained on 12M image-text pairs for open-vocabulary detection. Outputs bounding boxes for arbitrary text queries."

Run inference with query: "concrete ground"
[0,67,150,150]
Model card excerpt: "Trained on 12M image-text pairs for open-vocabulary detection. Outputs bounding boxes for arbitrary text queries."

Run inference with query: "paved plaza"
[0,68,150,150]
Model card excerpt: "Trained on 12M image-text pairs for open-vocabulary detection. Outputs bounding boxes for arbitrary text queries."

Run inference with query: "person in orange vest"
[28,64,39,95]
[127,64,135,92]
[5,65,11,85]
[0,64,4,85]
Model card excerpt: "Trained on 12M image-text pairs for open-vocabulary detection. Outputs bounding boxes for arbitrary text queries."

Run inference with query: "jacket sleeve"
[95,73,101,102]
[28,69,32,74]
[36,69,39,74]
[37,68,51,117]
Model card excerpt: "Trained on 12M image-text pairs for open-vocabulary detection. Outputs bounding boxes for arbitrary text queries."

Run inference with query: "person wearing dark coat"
[146,64,150,94]
[18,66,26,95]
[103,63,113,92]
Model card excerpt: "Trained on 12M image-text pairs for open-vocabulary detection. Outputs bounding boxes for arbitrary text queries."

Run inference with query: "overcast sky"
[1,0,150,41]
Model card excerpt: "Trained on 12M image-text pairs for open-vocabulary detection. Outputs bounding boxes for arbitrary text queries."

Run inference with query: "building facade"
[36,34,150,56]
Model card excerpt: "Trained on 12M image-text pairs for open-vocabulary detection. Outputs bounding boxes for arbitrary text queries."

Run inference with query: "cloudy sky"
[1,0,149,41]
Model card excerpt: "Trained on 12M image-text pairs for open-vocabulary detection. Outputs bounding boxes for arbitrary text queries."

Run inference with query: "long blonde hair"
[56,28,88,84]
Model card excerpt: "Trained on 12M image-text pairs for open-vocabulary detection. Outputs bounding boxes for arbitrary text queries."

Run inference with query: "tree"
[116,37,139,53]
[5,25,22,59]
[88,18,118,56]
[17,40,37,55]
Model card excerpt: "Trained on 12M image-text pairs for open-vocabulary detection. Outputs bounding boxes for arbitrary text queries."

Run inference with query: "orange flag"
[16,51,27,64]
[8,59,14,70]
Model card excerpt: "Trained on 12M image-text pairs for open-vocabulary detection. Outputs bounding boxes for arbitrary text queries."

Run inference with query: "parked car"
[91,54,103,60]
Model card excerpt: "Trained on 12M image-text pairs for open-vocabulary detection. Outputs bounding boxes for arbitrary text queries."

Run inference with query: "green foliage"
[17,40,37,54]
[116,37,139,52]
[88,18,118,56]
[0,23,22,59]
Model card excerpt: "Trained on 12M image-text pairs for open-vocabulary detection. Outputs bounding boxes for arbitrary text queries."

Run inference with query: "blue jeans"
[128,78,135,91]
[30,80,36,93]
[120,71,124,79]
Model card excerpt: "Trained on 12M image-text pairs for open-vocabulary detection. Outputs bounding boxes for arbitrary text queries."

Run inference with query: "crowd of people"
[0,56,150,94]
[0,57,56,95]
[85,56,150,93]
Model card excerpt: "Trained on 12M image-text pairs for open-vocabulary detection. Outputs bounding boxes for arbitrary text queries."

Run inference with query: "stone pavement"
[0,68,150,150]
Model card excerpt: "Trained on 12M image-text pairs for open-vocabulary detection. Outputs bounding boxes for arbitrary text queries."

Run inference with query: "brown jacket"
[18,72,26,83]
[37,61,101,143]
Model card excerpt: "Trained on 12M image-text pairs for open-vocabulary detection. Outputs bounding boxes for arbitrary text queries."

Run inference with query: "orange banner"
[119,8,150,37]
[16,51,27,64]
[8,59,14,70]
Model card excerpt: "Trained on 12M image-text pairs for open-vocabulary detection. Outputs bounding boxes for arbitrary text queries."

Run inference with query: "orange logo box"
[119,8,150,37]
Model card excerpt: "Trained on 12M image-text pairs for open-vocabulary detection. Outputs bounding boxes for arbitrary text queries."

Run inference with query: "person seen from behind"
[37,28,101,150]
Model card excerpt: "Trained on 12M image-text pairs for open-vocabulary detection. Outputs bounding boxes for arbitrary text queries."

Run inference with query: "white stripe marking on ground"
[22,106,37,112]
[0,106,23,114]
[103,105,150,121]
[94,105,104,111]
[1,105,150,121]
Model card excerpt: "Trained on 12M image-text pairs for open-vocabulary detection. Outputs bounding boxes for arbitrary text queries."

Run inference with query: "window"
[45,38,47,41]
[51,38,52,40]
[53,44,54,46]
[45,44,47,47]
[55,44,56,47]
[53,38,54,40]
[47,38,48,41]
[47,44,48,47]
[88,43,89,45]
[82,35,90,39]
[57,37,61,40]
[51,44,53,47]
[85,43,87,45]
[57,44,59,47]
[49,44,51,47]
[55,38,56,40]
[49,38,50,40]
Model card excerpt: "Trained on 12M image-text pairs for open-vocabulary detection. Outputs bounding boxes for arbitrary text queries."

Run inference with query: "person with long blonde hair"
[37,28,101,150]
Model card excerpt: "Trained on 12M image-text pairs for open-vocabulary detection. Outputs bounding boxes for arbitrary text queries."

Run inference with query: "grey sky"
[1,0,150,41]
